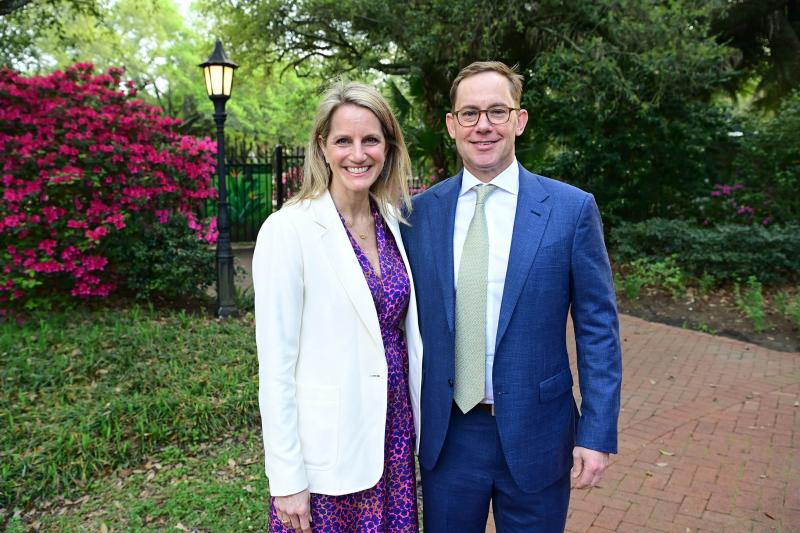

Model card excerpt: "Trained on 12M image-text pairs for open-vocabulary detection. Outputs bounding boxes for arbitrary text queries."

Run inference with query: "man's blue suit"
[401,163,622,522]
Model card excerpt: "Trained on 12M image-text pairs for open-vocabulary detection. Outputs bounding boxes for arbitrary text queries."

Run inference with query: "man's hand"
[274,489,312,532]
[571,446,609,489]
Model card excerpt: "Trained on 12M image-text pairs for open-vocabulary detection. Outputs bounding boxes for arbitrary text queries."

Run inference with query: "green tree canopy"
[3,0,319,144]
[0,0,101,69]
[712,0,800,110]
[525,2,737,222]
[206,0,741,220]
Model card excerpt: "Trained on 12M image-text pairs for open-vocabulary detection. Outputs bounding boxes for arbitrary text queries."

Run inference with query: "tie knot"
[474,184,495,206]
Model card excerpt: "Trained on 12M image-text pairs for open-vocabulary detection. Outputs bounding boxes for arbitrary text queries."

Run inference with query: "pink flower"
[104,212,125,230]
[1,214,23,229]
[60,246,80,261]
[85,226,108,241]
[31,260,62,273]
[37,239,57,256]
[41,206,64,223]
[67,219,88,229]
[3,188,24,203]
[82,255,108,271]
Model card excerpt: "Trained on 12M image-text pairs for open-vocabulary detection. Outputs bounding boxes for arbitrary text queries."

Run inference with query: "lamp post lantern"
[200,39,238,317]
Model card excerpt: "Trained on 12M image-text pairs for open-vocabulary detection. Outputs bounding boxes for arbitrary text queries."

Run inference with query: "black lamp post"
[200,40,238,318]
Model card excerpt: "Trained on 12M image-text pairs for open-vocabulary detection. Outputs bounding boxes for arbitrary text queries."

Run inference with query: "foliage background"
[186,0,799,224]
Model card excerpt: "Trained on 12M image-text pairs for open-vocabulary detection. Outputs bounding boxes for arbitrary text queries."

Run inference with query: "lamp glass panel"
[208,65,225,96]
[222,66,234,96]
[203,66,213,96]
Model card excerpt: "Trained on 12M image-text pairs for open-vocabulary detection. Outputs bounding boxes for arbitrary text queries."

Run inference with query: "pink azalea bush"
[0,63,217,313]
[701,182,771,226]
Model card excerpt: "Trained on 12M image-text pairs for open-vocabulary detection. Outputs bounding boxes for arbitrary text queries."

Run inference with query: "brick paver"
[484,314,800,532]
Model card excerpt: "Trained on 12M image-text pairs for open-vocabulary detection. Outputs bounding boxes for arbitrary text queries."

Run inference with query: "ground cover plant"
[613,261,800,352]
[0,306,259,518]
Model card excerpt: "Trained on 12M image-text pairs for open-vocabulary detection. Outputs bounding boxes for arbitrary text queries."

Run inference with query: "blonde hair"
[292,81,412,222]
[449,61,524,108]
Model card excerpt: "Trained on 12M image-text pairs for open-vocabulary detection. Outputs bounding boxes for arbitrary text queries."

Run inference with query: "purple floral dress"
[269,202,419,532]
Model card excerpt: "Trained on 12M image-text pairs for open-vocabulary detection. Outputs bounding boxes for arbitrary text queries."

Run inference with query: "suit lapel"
[427,175,461,333]
[385,213,423,350]
[495,166,551,348]
[310,191,383,352]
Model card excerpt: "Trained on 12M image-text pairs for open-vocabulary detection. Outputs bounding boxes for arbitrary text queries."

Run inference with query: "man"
[401,61,622,532]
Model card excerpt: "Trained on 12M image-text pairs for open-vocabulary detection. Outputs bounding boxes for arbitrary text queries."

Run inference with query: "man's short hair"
[449,61,524,109]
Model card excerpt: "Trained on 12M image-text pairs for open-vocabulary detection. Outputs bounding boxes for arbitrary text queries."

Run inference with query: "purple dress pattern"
[269,202,419,532]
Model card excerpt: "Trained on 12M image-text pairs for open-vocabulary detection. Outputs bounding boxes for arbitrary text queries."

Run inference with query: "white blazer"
[252,190,423,497]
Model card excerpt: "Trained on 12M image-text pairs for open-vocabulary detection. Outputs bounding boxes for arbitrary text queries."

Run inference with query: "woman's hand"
[274,489,312,532]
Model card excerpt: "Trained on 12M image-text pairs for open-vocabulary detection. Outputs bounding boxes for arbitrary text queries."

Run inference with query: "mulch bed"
[618,287,800,353]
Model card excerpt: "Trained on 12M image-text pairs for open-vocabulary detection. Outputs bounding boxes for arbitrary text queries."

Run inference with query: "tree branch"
[0,0,33,16]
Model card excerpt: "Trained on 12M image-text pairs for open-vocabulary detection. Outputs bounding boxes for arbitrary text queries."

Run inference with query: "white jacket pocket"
[296,384,340,470]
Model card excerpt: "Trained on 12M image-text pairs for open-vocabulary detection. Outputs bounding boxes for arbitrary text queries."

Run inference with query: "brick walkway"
[233,251,799,531]
[486,314,800,532]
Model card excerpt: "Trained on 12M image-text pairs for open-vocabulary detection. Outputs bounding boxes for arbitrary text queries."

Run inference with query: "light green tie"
[454,184,496,413]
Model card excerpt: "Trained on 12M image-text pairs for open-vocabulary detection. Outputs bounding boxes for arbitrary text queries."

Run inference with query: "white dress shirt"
[453,161,519,403]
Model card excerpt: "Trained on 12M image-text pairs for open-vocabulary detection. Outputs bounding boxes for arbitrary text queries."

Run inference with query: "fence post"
[273,144,284,209]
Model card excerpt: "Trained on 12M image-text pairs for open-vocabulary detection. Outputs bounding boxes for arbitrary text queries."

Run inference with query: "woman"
[252,81,422,532]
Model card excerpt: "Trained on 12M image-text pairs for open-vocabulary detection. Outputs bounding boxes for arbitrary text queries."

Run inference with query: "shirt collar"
[459,159,519,197]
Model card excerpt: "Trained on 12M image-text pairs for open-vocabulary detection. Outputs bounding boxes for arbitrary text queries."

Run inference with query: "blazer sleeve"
[569,194,622,453]
[252,212,309,496]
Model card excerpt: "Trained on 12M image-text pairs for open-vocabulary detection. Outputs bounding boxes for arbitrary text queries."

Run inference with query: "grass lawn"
[5,429,269,532]
[1,305,268,530]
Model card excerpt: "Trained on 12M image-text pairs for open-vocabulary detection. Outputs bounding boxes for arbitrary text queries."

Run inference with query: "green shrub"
[645,256,686,299]
[779,289,800,330]
[790,298,800,330]
[610,219,800,284]
[619,256,686,301]
[697,272,716,297]
[734,276,767,332]
[622,273,645,300]
[730,90,800,225]
[773,290,790,315]
[103,214,215,302]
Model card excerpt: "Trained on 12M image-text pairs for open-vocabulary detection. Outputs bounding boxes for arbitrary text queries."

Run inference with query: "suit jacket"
[401,163,621,493]
[252,190,423,497]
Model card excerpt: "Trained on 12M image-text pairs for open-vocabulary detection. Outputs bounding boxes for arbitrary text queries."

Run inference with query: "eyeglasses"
[452,105,520,127]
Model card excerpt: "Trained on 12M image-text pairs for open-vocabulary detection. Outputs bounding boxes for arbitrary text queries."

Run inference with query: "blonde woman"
[252,81,422,532]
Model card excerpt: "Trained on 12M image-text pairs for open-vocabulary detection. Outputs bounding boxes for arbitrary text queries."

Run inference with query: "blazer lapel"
[310,191,383,352]
[495,165,551,348]
[427,174,461,333]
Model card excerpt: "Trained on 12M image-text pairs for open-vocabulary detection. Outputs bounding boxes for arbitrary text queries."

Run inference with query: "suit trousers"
[421,404,570,533]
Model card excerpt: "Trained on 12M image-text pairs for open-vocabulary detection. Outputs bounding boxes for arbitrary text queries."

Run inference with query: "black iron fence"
[201,138,437,242]
[200,140,305,242]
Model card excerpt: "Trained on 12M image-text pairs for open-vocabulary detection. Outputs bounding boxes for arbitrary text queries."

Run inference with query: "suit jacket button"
[448,378,454,387]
